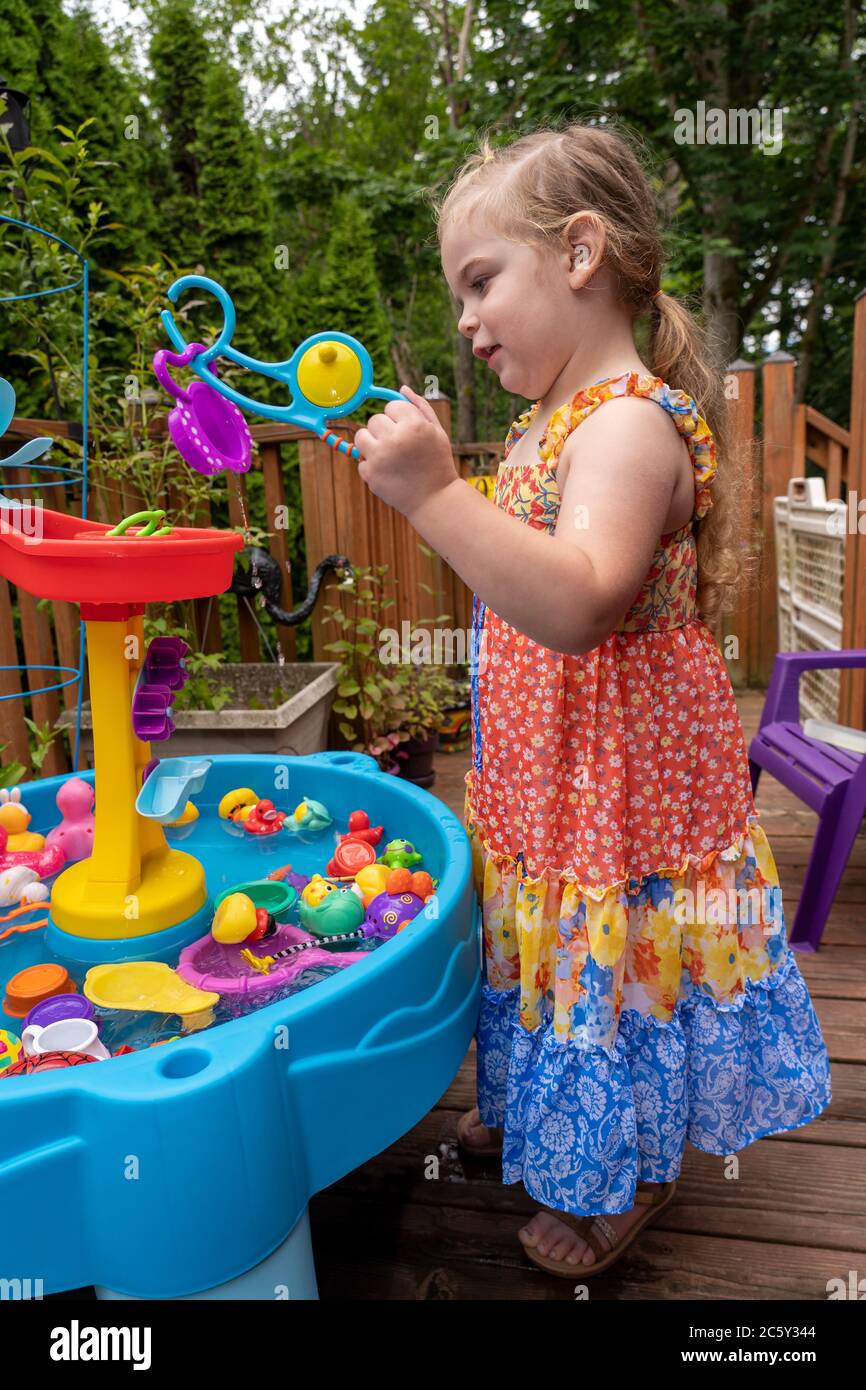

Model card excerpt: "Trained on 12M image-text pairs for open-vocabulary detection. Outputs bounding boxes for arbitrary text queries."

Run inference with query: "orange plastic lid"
[3,964,75,1018]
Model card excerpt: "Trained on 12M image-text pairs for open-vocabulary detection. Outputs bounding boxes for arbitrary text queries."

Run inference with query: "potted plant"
[63,616,340,760]
[389,662,455,788]
[321,565,412,772]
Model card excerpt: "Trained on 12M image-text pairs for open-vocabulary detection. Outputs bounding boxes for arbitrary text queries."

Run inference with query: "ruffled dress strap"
[532,371,719,527]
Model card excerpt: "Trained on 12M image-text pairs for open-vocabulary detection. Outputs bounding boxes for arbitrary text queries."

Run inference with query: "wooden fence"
[2,296,866,776]
[723,288,866,726]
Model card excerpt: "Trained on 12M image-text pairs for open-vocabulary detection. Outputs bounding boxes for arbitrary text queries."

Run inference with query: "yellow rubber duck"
[0,789,45,851]
[211,892,257,944]
[218,788,258,823]
[300,873,336,909]
[166,800,199,828]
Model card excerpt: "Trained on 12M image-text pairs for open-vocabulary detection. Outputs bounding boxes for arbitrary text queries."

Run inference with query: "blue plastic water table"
[0,752,480,1300]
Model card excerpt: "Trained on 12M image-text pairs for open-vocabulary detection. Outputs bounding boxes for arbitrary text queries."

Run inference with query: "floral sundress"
[465,371,832,1217]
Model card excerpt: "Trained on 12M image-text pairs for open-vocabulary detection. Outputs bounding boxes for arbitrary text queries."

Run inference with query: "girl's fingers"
[364,412,390,438]
[400,384,441,424]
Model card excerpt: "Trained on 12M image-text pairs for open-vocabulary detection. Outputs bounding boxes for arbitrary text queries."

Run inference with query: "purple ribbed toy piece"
[131,637,191,742]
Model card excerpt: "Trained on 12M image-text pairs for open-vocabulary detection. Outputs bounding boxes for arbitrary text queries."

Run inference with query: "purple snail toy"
[153,342,252,477]
[363,888,426,940]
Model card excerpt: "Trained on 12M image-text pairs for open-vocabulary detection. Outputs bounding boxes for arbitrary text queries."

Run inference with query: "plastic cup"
[21,1017,110,1060]
[22,992,94,1031]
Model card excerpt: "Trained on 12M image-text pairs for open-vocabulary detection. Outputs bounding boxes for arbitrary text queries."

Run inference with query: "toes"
[520,1211,622,1266]
[523,1213,587,1262]
[548,1229,585,1264]
[461,1108,498,1146]
[518,1211,556,1251]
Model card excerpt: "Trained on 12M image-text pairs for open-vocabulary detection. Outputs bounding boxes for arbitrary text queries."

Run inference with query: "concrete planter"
[67,663,339,763]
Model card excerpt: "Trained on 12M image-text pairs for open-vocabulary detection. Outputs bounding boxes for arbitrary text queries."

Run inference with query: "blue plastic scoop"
[135,758,212,824]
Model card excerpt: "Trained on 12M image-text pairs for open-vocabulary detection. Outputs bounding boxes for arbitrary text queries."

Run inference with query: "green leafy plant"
[322,564,409,768]
[0,744,26,790]
[391,661,455,744]
[0,119,227,534]
[143,615,233,713]
[170,650,233,714]
[23,718,64,773]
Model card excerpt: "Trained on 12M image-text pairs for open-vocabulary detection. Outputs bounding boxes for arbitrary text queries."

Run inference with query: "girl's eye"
[472,276,490,294]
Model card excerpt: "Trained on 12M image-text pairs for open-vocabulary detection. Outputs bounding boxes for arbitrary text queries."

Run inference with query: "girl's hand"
[354,385,458,519]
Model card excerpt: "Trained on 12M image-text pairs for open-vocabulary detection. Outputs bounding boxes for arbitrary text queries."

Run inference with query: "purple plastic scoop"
[153,343,252,477]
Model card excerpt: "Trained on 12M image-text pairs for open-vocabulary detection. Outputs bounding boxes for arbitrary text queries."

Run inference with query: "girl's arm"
[356,388,686,657]
[408,478,616,654]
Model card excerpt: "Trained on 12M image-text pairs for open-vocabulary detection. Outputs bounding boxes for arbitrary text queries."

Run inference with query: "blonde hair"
[428,118,757,632]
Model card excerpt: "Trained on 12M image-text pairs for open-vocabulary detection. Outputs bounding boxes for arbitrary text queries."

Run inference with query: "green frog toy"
[377,838,423,870]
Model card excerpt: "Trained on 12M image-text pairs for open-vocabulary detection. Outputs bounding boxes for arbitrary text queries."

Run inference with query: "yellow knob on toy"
[212,892,257,944]
[297,340,362,408]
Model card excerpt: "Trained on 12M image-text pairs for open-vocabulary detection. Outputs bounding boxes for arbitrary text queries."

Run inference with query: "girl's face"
[441,217,578,401]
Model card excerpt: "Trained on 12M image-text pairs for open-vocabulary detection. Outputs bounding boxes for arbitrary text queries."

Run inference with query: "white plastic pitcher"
[21,1017,110,1060]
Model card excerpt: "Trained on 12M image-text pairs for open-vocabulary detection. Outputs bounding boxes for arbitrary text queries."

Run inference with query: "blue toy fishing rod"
[157,275,402,470]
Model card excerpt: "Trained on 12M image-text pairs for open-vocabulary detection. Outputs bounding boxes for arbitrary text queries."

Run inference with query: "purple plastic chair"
[749,650,866,952]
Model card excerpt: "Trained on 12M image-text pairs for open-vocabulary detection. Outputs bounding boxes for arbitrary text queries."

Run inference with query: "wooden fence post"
[759,351,797,685]
[840,288,866,726]
[260,441,296,662]
[0,577,29,773]
[722,359,757,686]
[226,472,261,663]
[298,435,342,662]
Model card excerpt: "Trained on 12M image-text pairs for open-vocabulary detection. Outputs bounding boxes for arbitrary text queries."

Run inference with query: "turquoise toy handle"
[160,276,402,441]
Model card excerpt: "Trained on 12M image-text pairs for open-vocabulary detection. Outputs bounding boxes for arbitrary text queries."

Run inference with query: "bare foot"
[518,1190,659,1267]
[459,1105,501,1150]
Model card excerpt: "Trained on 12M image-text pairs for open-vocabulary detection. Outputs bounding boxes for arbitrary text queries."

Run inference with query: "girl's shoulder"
[518,371,718,521]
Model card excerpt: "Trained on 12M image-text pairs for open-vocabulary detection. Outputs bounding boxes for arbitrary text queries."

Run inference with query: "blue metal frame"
[0,214,88,769]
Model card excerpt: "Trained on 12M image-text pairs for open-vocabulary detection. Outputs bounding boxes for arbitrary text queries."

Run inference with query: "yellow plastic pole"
[50,616,206,939]
[81,618,150,899]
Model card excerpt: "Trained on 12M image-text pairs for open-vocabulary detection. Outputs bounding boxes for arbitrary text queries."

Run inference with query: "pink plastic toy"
[0,824,65,879]
[45,777,95,863]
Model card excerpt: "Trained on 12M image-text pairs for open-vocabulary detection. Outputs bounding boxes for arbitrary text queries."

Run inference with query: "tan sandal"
[456,1108,503,1159]
[519,1179,678,1278]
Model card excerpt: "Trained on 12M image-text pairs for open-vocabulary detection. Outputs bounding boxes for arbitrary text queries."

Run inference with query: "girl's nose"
[458,307,479,338]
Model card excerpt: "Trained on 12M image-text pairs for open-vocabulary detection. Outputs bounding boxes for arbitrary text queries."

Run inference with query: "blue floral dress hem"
[475,948,832,1216]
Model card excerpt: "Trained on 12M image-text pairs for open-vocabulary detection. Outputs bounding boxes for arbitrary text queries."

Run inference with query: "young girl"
[354,120,832,1279]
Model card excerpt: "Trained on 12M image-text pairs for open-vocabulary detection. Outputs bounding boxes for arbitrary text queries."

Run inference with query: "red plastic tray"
[0,509,243,606]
